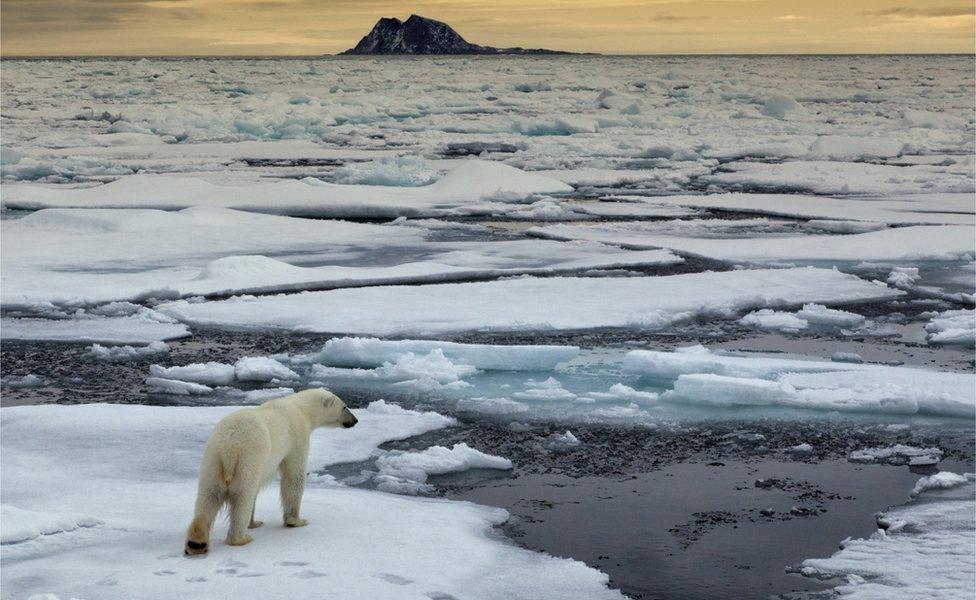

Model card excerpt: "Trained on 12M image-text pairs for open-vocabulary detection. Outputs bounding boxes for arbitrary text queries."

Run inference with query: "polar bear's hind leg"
[185,483,223,556]
[225,473,260,546]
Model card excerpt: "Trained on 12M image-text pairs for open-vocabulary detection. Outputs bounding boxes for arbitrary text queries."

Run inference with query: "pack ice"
[624,346,974,417]
[158,267,901,336]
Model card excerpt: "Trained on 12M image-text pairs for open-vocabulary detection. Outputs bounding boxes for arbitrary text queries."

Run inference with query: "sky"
[2,0,974,56]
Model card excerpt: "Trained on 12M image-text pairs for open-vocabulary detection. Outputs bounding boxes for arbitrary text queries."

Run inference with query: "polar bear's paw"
[284,517,309,528]
[226,534,253,546]
[248,519,264,529]
[184,540,209,556]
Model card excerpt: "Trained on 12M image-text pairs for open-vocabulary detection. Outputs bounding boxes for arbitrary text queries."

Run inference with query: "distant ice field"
[1,56,974,600]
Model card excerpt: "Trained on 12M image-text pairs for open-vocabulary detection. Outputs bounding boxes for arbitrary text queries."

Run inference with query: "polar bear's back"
[204,406,296,486]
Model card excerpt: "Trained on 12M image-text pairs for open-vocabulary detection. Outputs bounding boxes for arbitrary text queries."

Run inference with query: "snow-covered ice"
[0,505,101,545]
[0,401,623,599]
[848,445,944,465]
[2,160,573,217]
[532,222,975,264]
[923,309,975,347]
[374,443,513,495]
[0,314,190,344]
[294,337,579,371]
[1,54,974,597]
[89,341,170,361]
[149,362,237,386]
[157,267,902,336]
[738,304,866,333]
[797,477,975,600]
[626,346,974,417]
[2,207,682,307]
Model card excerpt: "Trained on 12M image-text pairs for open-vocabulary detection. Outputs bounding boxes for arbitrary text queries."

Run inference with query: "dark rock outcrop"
[340,15,574,55]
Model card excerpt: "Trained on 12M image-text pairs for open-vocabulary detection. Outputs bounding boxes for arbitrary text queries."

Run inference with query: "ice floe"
[532,222,975,264]
[848,445,944,465]
[625,346,974,417]
[569,193,973,225]
[373,443,513,495]
[0,313,190,344]
[293,337,579,371]
[797,477,975,600]
[157,267,901,336]
[1,401,622,599]
[922,309,975,347]
[88,341,170,361]
[1,160,573,218]
[738,304,866,333]
[2,208,682,307]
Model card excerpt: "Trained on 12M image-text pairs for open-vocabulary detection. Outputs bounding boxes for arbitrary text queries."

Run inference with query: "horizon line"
[3,52,974,59]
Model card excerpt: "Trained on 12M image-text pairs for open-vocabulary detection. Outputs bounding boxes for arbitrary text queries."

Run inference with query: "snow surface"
[557,193,973,226]
[157,267,901,336]
[1,401,623,599]
[848,445,944,465]
[0,505,100,545]
[2,160,572,218]
[293,337,579,371]
[374,444,513,495]
[797,477,975,600]
[149,362,236,386]
[923,309,975,347]
[625,346,974,417]
[2,208,682,307]
[532,223,975,264]
[0,314,190,344]
[89,341,170,361]
[738,304,866,333]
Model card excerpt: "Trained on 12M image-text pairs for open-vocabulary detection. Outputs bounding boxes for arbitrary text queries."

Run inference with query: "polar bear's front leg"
[248,497,263,529]
[280,454,309,527]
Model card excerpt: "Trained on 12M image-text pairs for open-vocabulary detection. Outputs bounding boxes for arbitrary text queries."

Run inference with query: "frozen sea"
[1,55,974,600]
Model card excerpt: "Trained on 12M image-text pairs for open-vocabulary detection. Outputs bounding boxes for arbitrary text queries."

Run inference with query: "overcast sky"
[2,0,974,55]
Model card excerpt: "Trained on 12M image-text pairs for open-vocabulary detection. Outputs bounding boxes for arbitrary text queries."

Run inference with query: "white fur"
[184,388,357,554]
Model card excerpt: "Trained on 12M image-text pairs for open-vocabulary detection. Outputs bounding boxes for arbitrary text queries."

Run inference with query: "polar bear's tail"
[219,450,241,487]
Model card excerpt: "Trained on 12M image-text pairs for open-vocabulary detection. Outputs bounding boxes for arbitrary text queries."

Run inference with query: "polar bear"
[184,388,358,555]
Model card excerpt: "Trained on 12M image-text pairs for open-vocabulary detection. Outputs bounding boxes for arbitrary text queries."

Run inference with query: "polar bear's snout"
[341,407,358,428]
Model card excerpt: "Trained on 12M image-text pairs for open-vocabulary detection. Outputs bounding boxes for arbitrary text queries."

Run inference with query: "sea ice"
[293,337,579,371]
[0,314,190,344]
[910,472,974,497]
[88,341,170,361]
[233,356,299,382]
[149,361,236,386]
[0,505,100,545]
[532,222,975,263]
[544,431,582,451]
[566,193,973,225]
[1,160,573,218]
[374,443,513,495]
[797,479,975,600]
[626,346,974,417]
[157,267,902,336]
[1,374,43,388]
[923,309,975,347]
[1,402,621,599]
[2,208,682,307]
[144,377,213,396]
[848,445,944,465]
[738,310,809,333]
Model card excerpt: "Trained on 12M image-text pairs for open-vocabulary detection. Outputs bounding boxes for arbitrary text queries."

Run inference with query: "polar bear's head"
[303,388,358,429]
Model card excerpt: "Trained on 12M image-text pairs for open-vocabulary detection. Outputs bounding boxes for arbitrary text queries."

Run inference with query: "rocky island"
[340,14,576,55]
